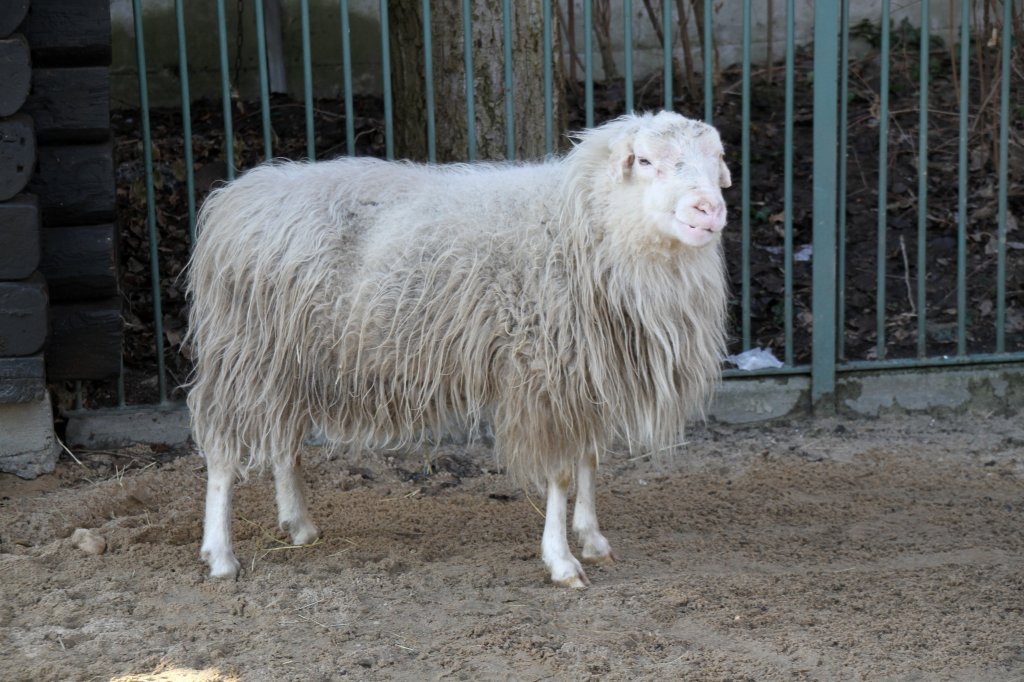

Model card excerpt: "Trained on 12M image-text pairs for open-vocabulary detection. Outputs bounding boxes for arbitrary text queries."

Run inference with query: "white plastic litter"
[724,347,784,371]
[793,244,813,262]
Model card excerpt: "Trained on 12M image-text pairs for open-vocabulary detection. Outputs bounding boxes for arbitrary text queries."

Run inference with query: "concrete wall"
[109,0,383,107]
[565,0,962,81]
[110,0,971,108]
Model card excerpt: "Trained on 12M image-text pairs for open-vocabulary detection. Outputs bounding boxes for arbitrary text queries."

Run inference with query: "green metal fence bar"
[132,0,167,405]
[543,0,553,154]
[174,0,197,243]
[379,0,394,160]
[703,0,712,123]
[462,0,476,160]
[300,0,315,159]
[810,0,840,404]
[624,0,633,113]
[422,0,436,162]
[875,0,891,359]
[837,0,849,359]
[340,0,355,156]
[215,0,235,180]
[782,0,795,366]
[254,0,273,160]
[585,0,594,127]
[662,0,672,109]
[916,0,929,357]
[503,0,515,158]
[840,351,1024,373]
[995,0,1012,353]
[740,0,751,350]
[956,0,969,355]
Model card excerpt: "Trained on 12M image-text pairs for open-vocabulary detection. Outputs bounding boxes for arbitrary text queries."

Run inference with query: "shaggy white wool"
[187,111,731,586]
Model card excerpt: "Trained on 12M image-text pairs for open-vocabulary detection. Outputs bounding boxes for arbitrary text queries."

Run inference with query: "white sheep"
[187,110,731,588]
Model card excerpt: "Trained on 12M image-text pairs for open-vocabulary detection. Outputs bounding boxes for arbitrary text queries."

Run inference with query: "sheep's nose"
[693,198,726,230]
[694,198,721,216]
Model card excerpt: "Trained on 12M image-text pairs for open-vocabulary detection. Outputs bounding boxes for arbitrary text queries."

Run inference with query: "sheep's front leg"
[573,452,615,563]
[201,456,242,579]
[273,454,320,546]
[542,471,590,588]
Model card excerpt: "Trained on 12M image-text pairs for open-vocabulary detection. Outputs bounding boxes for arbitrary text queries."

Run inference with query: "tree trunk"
[390,0,565,162]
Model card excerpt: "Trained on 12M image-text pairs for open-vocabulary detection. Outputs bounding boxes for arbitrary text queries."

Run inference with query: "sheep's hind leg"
[542,471,589,589]
[573,452,616,564]
[273,454,320,546]
[201,455,242,579]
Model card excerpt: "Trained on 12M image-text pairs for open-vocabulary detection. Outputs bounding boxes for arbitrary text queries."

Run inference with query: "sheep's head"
[603,111,730,249]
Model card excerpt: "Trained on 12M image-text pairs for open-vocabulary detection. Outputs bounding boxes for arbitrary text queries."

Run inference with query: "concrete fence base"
[59,363,1024,453]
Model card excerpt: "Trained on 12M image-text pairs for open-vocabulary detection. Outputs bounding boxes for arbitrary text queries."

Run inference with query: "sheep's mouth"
[670,217,717,246]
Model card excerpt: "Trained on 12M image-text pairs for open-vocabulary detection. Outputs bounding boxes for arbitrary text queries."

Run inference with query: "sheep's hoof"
[202,549,241,580]
[548,557,590,589]
[582,548,617,565]
[552,572,590,589]
[579,534,616,564]
[282,519,320,546]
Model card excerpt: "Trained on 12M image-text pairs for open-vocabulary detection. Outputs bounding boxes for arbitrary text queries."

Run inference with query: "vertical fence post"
[624,0,633,114]
[379,0,394,160]
[462,0,476,160]
[174,0,197,243]
[422,0,437,162]
[502,0,515,158]
[215,0,235,179]
[916,0,930,357]
[254,0,273,161]
[782,0,795,366]
[875,0,891,360]
[837,0,850,360]
[543,0,553,153]
[132,0,168,405]
[740,0,751,351]
[340,0,355,156]
[584,0,594,127]
[300,0,315,160]
[810,0,839,409]
[662,0,672,109]
[956,0,969,356]
[995,0,1012,352]
[703,0,713,123]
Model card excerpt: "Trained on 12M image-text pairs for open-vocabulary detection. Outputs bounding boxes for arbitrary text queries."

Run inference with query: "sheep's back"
[188,157,567,462]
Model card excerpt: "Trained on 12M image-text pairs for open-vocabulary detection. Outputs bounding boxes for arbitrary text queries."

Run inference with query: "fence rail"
[106,0,1022,411]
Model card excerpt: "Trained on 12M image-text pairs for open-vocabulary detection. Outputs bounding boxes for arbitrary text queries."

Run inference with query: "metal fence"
[113,0,1022,410]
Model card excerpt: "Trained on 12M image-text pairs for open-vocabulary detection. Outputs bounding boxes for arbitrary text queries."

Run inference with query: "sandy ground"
[2,413,1023,681]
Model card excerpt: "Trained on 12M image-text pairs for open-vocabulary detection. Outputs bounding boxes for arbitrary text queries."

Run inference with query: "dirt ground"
[2,412,1023,681]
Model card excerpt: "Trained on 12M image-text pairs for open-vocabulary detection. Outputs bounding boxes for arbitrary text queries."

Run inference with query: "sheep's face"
[611,112,730,249]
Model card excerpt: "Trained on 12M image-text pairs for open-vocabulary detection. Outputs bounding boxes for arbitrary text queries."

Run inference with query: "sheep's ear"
[718,158,732,188]
[608,136,635,182]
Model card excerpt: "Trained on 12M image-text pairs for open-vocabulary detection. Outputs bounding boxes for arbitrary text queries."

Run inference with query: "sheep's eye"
[637,157,652,167]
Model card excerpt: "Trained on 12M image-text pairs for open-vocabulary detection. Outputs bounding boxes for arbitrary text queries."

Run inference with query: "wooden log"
[24,67,110,144]
[0,355,46,404]
[47,298,122,380]
[0,34,31,117]
[0,114,36,202]
[29,142,114,226]
[0,194,40,280]
[23,0,111,67]
[0,272,48,357]
[0,1,29,39]
[40,224,118,302]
